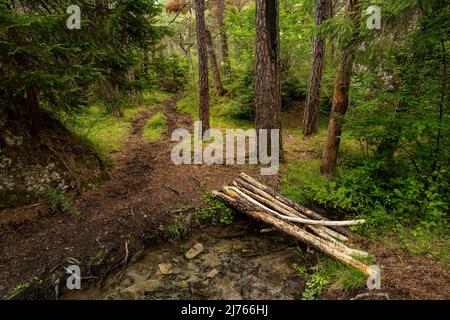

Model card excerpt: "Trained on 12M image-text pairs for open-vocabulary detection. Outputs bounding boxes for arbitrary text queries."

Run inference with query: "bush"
[150,53,189,93]
[225,66,306,121]
[195,193,234,225]
[225,65,256,121]
[44,188,78,214]
[282,160,449,236]
[281,75,307,108]
[143,112,166,142]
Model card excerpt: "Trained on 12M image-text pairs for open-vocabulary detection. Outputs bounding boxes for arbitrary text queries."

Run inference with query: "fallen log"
[233,178,348,242]
[213,189,375,277]
[228,186,365,227]
[239,172,351,236]
[224,186,368,258]
[230,183,368,257]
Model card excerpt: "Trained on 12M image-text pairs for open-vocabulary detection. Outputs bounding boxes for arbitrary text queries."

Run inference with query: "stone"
[158,263,173,275]
[120,277,133,288]
[207,268,219,279]
[201,253,221,268]
[185,243,204,260]
[202,279,210,286]
[120,284,141,300]
[178,280,189,289]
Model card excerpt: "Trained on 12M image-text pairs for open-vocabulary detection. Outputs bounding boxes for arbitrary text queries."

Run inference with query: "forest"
[0,0,448,301]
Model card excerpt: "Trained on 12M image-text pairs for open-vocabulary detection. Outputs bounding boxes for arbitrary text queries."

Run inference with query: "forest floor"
[0,95,448,300]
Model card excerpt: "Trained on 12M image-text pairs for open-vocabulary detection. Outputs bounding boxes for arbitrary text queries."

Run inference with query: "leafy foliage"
[195,193,234,225]
[44,187,78,214]
[0,0,168,123]
[150,52,189,92]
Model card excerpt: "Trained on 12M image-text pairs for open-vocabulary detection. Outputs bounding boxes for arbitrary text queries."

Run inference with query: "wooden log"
[226,186,368,258]
[213,190,375,276]
[239,172,352,235]
[228,186,365,227]
[234,178,349,242]
[232,183,368,257]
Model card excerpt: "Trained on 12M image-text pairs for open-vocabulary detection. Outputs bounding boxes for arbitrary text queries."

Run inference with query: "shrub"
[282,160,449,236]
[281,75,307,108]
[195,193,234,225]
[44,188,78,214]
[150,53,189,93]
[225,67,306,121]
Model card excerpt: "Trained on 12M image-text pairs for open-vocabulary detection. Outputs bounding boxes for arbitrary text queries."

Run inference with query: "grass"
[176,91,253,131]
[68,90,171,156]
[195,192,235,225]
[385,226,450,265]
[44,187,79,215]
[292,254,367,300]
[143,112,167,142]
[70,105,130,155]
[176,92,198,119]
[167,219,189,241]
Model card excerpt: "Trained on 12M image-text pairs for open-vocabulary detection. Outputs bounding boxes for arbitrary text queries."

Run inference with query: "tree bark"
[255,0,283,156]
[303,0,331,136]
[321,0,359,174]
[194,0,210,138]
[215,0,230,75]
[206,28,225,96]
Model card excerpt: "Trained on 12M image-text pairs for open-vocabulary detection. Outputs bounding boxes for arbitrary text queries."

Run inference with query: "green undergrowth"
[195,193,235,225]
[143,112,167,142]
[281,157,449,263]
[176,91,253,131]
[292,253,367,300]
[68,90,171,157]
[44,187,79,215]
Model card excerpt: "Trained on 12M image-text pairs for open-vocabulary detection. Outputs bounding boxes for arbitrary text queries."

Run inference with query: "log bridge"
[213,173,376,277]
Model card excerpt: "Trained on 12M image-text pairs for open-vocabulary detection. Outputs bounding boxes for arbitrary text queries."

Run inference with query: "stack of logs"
[213,173,376,277]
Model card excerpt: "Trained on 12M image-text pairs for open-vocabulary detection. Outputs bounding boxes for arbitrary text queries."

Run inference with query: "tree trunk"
[194,0,210,138]
[127,67,138,101]
[215,0,230,75]
[104,81,124,118]
[25,85,42,136]
[321,0,359,175]
[255,0,283,156]
[303,0,331,136]
[206,28,225,96]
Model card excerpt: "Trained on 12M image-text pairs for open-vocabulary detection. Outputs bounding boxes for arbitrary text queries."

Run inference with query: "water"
[64,224,304,300]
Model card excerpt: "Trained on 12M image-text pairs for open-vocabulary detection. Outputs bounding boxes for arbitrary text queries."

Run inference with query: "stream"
[64,223,304,300]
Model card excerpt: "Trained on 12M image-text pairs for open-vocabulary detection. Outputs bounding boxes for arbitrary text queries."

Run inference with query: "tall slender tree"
[206,28,225,96]
[303,0,331,136]
[321,0,359,174]
[255,0,283,155]
[194,0,210,138]
[215,0,230,75]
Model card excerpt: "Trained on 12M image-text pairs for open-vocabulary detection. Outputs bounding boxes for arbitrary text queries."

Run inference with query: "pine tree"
[303,0,331,136]
[321,0,359,174]
[255,0,283,155]
[194,0,210,138]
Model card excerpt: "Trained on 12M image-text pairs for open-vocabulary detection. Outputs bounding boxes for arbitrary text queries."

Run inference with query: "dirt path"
[0,96,448,300]
[0,95,266,299]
